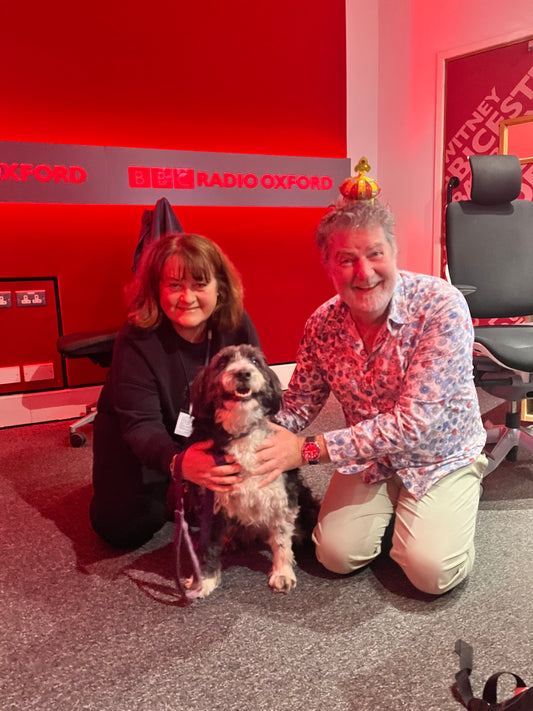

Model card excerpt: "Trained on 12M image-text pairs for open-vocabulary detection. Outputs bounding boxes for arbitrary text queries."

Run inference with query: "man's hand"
[253,424,305,488]
[182,440,242,491]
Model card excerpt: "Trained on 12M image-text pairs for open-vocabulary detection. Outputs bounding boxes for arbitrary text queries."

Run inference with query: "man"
[254,197,487,595]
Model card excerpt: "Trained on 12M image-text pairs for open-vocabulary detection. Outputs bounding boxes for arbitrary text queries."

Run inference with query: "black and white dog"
[185,344,318,598]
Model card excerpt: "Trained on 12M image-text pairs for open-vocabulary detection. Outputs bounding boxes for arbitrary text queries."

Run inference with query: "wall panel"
[0,0,346,384]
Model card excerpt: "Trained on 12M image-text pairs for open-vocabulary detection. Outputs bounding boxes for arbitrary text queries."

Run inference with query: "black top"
[95,312,261,477]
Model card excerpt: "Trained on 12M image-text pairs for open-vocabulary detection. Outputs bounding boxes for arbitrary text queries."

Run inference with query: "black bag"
[454,640,532,710]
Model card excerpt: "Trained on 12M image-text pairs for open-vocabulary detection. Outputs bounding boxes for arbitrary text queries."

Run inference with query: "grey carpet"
[1,393,533,711]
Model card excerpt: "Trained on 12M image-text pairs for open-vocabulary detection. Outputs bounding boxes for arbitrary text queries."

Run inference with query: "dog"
[184,344,318,598]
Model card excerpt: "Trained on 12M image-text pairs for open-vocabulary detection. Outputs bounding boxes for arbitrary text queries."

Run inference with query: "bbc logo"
[128,167,195,189]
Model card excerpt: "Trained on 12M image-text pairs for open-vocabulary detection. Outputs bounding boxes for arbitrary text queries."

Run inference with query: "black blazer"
[93,312,261,488]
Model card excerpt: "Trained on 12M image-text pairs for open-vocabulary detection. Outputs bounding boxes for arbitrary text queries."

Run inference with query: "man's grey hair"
[315,197,396,263]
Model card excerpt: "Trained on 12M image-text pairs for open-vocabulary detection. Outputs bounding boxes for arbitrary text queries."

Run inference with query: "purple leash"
[172,453,224,603]
[173,480,203,602]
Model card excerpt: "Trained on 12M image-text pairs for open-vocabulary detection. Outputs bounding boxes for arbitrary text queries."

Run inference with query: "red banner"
[443,39,533,325]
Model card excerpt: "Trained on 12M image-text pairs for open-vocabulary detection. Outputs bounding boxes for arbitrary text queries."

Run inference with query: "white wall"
[347,0,533,275]
[346,1,379,175]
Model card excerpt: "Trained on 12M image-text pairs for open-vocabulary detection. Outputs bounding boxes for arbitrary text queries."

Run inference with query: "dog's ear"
[190,365,214,421]
[261,365,283,418]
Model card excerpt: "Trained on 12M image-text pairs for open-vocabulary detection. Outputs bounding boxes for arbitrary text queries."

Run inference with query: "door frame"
[432,30,533,275]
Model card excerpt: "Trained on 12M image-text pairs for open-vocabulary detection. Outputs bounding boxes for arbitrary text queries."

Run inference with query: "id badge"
[174,410,194,437]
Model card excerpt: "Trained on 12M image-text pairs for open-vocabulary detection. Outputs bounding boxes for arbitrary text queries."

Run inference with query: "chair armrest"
[57,329,117,367]
[454,284,477,296]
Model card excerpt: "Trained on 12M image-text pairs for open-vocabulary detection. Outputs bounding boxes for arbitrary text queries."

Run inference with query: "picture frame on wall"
[521,399,533,423]
[500,114,533,164]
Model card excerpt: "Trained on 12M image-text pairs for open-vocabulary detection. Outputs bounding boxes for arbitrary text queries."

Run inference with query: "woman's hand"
[181,440,242,491]
[253,424,305,488]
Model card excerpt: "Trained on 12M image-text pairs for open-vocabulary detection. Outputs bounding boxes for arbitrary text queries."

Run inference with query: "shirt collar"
[387,271,412,326]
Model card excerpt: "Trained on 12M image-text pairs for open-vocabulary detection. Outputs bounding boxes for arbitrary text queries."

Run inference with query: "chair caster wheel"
[70,432,87,448]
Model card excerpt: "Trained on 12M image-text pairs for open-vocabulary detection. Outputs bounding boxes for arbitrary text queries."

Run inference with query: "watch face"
[302,441,320,462]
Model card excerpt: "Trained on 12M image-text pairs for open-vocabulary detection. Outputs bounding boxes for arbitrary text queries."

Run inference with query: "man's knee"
[313,524,381,574]
[393,543,475,595]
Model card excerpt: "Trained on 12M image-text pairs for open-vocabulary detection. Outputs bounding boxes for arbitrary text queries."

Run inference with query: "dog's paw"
[268,568,297,593]
[197,569,222,598]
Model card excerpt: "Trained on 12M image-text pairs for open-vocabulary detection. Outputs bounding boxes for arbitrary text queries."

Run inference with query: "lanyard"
[175,327,212,420]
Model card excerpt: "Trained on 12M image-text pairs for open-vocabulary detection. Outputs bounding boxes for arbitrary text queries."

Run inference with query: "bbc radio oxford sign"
[0,141,350,207]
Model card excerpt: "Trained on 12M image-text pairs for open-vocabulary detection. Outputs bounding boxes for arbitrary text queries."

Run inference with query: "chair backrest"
[445,154,533,319]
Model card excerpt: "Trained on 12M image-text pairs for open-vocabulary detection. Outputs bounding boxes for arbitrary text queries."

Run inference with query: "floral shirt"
[277,271,486,500]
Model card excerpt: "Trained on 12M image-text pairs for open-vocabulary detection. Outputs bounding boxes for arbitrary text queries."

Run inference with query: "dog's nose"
[236,370,251,382]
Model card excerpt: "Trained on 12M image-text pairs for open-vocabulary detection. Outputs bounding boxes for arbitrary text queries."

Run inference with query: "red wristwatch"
[301,436,321,465]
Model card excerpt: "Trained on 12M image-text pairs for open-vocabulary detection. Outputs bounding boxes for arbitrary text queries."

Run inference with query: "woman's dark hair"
[126,233,244,331]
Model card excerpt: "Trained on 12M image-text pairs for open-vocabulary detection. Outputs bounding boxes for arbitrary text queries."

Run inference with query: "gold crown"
[339,157,381,201]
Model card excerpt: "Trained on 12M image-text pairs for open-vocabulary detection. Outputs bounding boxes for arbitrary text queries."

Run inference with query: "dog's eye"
[217,355,231,369]
[249,357,259,366]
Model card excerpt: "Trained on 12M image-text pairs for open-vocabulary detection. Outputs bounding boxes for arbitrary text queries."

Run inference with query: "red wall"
[0,1,346,384]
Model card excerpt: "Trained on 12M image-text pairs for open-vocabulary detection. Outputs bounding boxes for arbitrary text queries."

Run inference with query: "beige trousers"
[312,455,487,595]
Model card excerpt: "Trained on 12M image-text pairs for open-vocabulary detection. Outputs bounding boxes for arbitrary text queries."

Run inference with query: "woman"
[90,233,261,548]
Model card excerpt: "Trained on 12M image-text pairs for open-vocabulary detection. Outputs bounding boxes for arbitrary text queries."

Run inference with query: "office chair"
[57,329,116,446]
[56,197,184,446]
[446,153,533,477]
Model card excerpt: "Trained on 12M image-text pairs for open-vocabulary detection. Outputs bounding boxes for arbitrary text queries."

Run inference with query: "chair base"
[57,328,116,448]
[483,424,533,477]
[69,405,97,447]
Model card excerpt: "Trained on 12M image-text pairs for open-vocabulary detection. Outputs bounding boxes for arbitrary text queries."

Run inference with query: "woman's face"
[159,255,218,342]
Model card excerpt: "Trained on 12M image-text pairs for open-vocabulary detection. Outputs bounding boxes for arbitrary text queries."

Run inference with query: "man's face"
[326,225,397,326]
